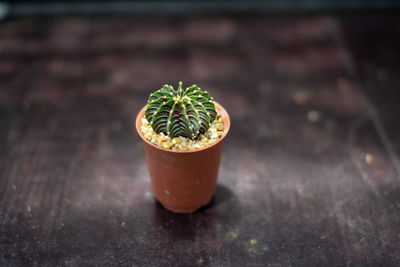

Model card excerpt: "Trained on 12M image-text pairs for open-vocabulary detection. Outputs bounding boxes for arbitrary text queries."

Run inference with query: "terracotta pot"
[135,102,230,213]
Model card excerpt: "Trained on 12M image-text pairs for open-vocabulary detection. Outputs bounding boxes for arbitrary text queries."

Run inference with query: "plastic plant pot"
[136,102,230,213]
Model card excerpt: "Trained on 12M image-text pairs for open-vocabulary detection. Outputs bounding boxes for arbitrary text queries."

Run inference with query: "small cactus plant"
[145,82,217,139]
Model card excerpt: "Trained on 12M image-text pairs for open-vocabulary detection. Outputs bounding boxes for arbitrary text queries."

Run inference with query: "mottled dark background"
[1,1,400,266]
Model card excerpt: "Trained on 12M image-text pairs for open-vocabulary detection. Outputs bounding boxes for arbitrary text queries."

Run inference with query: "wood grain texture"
[1,16,400,266]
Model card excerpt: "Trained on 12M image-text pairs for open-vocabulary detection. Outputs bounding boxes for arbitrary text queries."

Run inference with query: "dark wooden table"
[1,15,400,266]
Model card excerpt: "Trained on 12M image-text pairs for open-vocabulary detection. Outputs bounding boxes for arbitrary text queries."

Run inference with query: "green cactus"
[145,82,217,139]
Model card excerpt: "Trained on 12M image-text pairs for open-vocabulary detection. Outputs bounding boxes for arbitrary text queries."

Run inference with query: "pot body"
[136,102,230,213]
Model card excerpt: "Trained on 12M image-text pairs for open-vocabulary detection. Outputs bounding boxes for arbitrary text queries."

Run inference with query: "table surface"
[1,15,400,266]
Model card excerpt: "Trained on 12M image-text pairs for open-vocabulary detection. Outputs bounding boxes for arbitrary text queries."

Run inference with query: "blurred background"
[1,1,400,266]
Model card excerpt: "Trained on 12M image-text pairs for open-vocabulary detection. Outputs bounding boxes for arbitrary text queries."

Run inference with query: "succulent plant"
[145,82,217,139]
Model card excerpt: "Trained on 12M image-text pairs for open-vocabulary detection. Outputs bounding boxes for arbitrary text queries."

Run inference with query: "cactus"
[145,82,217,139]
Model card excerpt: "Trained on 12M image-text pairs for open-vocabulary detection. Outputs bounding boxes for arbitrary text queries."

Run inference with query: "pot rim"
[135,101,230,154]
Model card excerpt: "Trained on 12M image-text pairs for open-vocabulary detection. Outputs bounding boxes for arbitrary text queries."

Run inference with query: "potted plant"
[135,82,230,213]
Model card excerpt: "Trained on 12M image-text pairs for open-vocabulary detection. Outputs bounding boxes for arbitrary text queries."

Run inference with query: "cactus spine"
[145,82,217,139]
